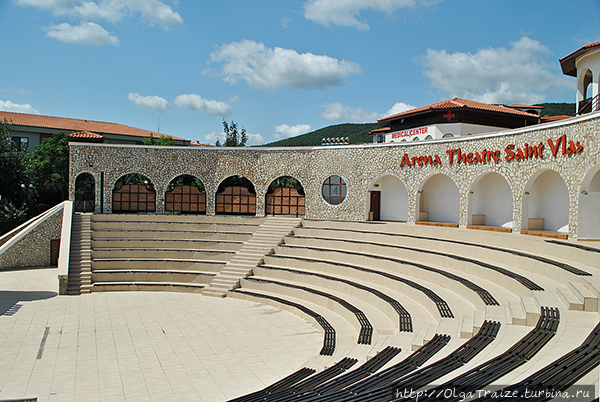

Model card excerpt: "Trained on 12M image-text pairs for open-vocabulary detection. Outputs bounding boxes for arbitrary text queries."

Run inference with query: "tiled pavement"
[0,267,322,401]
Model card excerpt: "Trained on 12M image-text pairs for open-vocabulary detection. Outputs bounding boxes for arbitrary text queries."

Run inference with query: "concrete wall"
[69,112,600,239]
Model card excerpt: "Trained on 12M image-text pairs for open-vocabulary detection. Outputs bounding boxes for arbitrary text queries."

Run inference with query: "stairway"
[67,213,92,295]
[203,216,302,298]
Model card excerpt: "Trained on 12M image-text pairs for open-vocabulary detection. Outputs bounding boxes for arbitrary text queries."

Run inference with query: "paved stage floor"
[0,267,322,401]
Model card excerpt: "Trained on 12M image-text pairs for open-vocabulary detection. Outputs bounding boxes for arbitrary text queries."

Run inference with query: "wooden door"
[370,191,380,221]
[50,239,60,266]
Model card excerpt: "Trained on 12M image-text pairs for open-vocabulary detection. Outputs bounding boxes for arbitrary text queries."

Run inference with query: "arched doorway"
[112,174,156,213]
[522,169,569,234]
[369,175,408,221]
[265,176,305,216]
[417,174,459,224]
[165,175,206,214]
[468,172,513,229]
[578,166,600,239]
[215,176,256,215]
[75,172,95,212]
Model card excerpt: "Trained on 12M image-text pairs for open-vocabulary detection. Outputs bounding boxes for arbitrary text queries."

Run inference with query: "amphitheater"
[1,44,600,402]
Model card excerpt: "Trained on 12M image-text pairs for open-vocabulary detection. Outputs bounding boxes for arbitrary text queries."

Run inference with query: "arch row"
[73,163,600,239]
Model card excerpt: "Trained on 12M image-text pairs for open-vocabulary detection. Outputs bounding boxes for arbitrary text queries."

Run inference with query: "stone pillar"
[254,183,267,217]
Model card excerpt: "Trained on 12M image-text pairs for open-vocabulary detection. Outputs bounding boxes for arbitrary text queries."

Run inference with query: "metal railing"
[578,94,600,115]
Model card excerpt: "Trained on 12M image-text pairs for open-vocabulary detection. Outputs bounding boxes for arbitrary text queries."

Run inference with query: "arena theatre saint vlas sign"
[399,134,583,167]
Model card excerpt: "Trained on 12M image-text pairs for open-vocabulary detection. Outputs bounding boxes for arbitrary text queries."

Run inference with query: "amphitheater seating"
[65,214,599,400]
[81,214,264,293]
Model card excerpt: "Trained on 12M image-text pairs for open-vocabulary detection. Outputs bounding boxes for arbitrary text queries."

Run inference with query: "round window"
[322,175,347,205]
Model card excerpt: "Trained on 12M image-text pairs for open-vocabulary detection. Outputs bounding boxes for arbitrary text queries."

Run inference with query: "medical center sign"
[398,134,584,167]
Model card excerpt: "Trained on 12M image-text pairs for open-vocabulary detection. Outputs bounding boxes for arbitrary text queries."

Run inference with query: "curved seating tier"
[226,219,599,401]
[70,214,599,399]
[84,214,264,292]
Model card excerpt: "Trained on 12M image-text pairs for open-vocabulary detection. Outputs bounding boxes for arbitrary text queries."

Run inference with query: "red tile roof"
[0,110,188,141]
[507,104,543,109]
[67,131,105,140]
[559,41,600,77]
[378,97,539,125]
[541,115,572,123]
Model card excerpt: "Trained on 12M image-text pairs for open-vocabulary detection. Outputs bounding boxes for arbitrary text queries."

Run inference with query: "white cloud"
[203,130,264,146]
[18,0,183,28]
[206,40,362,90]
[304,0,418,30]
[274,123,312,140]
[420,37,571,104]
[246,132,264,146]
[203,131,224,146]
[174,94,233,117]
[46,22,119,45]
[0,100,40,114]
[124,0,184,30]
[320,103,380,122]
[385,102,415,117]
[127,92,170,111]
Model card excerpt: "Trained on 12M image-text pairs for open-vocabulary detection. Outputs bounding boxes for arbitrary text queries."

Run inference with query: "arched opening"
[165,175,206,214]
[578,166,600,239]
[522,169,569,235]
[216,176,256,215]
[424,135,433,140]
[442,133,454,138]
[265,176,305,216]
[579,69,596,114]
[112,173,156,213]
[584,69,593,99]
[75,173,95,212]
[368,175,408,221]
[412,137,420,141]
[468,172,513,230]
[417,174,459,225]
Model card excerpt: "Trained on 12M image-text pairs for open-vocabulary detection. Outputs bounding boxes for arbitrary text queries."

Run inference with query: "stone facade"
[69,113,600,239]
[0,210,63,270]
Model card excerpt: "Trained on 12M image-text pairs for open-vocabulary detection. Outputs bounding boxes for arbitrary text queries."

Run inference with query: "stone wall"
[69,113,600,239]
[0,210,63,270]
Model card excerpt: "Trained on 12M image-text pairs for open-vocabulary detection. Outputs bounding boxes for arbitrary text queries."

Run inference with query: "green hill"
[264,123,379,147]
[263,103,575,147]
[534,102,576,117]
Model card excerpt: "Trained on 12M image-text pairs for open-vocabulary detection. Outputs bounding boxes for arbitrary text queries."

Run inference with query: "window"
[322,175,347,205]
[442,133,454,138]
[376,135,384,143]
[11,137,29,152]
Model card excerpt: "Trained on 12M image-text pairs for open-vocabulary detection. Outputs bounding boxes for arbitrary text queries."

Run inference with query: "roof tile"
[0,111,188,141]
[378,97,539,124]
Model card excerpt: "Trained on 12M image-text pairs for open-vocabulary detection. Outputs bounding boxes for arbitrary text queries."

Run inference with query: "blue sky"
[1,0,599,145]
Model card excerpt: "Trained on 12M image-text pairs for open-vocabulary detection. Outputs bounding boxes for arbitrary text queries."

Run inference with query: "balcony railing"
[578,94,600,115]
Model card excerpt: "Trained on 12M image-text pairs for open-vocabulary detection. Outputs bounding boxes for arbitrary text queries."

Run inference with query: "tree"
[26,132,70,213]
[144,133,175,146]
[0,118,28,222]
[216,120,248,147]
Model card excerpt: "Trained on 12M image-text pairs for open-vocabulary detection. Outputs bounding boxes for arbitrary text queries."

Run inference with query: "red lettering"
[566,140,578,155]
[447,149,460,164]
[411,156,419,166]
[505,144,515,161]
[516,148,525,160]
[493,150,501,162]
[548,135,566,157]
[433,155,442,165]
[400,153,411,167]
[473,152,482,163]
[576,141,583,153]
[424,155,433,165]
